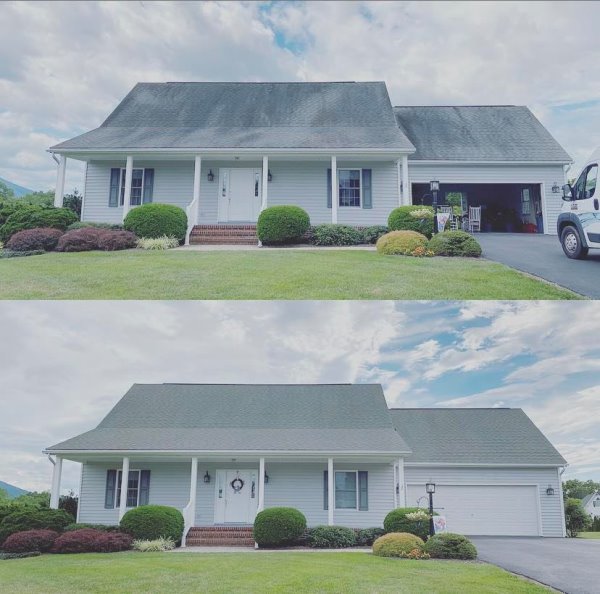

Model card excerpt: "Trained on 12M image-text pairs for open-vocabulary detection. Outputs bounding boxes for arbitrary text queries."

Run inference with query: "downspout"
[47,453,56,466]
[52,154,60,165]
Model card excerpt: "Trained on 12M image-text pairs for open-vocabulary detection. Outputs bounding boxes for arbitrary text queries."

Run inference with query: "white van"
[558,147,600,259]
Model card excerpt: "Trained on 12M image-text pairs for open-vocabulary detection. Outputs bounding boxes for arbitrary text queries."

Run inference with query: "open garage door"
[406,484,541,536]
[412,183,544,233]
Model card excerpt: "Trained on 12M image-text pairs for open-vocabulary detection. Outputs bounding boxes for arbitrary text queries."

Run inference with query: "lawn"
[0,249,579,299]
[578,532,600,539]
[0,551,550,593]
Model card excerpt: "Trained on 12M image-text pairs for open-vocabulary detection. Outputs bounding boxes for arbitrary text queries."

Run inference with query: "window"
[335,471,358,509]
[585,164,598,198]
[115,469,141,508]
[338,169,361,207]
[594,499,600,507]
[120,169,145,206]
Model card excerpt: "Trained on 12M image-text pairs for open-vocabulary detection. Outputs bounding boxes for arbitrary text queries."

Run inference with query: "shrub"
[64,523,120,533]
[253,507,307,548]
[120,505,184,543]
[0,508,74,544]
[0,249,45,258]
[376,230,429,256]
[0,551,41,560]
[67,221,123,231]
[383,507,437,541]
[356,527,385,546]
[56,227,107,252]
[372,532,427,558]
[124,203,187,242]
[428,230,482,257]
[6,228,63,252]
[388,206,434,238]
[0,201,22,227]
[311,224,363,246]
[0,206,78,241]
[257,205,310,244]
[361,225,388,244]
[52,528,132,554]
[307,526,356,548]
[132,537,176,552]
[136,235,180,250]
[565,498,591,537]
[97,230,137,251]
[423,533,477,560]
[1,529,59,553]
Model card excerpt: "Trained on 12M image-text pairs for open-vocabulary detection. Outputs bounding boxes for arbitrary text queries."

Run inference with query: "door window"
[585,164,598,198]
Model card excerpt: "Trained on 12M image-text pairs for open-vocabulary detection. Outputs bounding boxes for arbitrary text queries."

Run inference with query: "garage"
[407,484,541,536]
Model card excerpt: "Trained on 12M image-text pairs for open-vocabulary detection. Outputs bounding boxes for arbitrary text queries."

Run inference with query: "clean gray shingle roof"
[394,105,571,162]
[390,408,566,466]
[581,492,599,507]
[51,82,414,151]
[47,384,410,453]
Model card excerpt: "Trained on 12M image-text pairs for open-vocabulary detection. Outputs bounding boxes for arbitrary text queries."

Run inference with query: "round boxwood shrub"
[52,528,132,554]
[0,508,74,544]
[376,230,429,256]
[428,230,482,257]
[383,508,437,541]
[253,507,307,548]
[356,527,385,546]
[120,505,184,543]
[5,227,63,252]
[307,525,356,548]
[361,225,388,244]
[0,206,78,241]
[257,205,310,244]
[423,533,477,559]
[311,224,363,246]
[388,206,434,238]
[372,532,425,558]
[124,203,187,242]
[1,529,59,553]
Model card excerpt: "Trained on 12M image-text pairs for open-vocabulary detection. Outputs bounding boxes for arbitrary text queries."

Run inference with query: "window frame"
[593,499,600,507]
[584,163,598,199]
[114,469,141,509]
[334,470,359,511]
[337,168,362,208]
[119,168,145,207]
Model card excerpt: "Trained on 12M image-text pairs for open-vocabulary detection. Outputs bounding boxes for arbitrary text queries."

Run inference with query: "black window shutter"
[104,469,117,509]
[323,470,328,510]
[362,169,372,209]
[358,471,368,510]
[109,168,120,207]
[139,470,151,505]
[327,169,332,209]
[143,169,154,203]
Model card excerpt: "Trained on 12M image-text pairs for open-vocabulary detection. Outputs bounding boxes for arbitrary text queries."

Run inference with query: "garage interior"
[412,183,544,233]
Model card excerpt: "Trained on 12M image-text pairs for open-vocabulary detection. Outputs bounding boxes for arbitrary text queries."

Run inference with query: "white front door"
[214,469,258,524]
[218,168,262,222]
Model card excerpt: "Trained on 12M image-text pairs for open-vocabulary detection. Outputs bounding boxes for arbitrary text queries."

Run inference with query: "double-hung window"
[594,499,600,507]
[120,169,145,206]
[335,471,358,509]
[115,469,141,508]
[338,169,361,207]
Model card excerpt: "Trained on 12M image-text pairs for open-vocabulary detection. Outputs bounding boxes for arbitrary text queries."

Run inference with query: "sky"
[2,0,600,192]
[0,300,598,494]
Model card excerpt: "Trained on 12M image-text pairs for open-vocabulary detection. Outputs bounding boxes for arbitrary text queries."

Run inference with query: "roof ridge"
[389,407,513,410]
[393,105,521,108]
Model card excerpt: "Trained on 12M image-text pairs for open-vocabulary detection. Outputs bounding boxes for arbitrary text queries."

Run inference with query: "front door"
[218,168,261,223]
[214,469,258,524]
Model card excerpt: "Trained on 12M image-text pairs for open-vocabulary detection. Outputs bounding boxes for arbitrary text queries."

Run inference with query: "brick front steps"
[190,225,258,245]
[185,526,255,547]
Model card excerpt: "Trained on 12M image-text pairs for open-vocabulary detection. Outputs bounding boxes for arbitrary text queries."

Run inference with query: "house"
[44,384,567,544]
[48,81,571,244]
[581,491,600,518]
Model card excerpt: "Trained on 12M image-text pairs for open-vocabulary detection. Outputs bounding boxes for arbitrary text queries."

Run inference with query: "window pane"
[338,170,361,207]
[586,165,597,198]
[335,471,357,509]
[127,472,139,507]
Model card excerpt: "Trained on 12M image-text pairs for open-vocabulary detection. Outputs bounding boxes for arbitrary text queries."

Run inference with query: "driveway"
[476,233,600,298]
[472,537,600,594]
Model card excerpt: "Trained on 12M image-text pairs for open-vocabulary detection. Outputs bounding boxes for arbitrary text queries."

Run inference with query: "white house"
[48,81,572,244]
[581,491,600,518]
[44,384,568,545]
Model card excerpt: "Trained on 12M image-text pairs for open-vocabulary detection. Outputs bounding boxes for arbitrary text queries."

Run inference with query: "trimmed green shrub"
[6,228,63,252]
[388,206,434,238]
[52,528,132,553]
[307,526,356,548]
[0,508,74,544]
[132,537,176,552]
[124,203,187,242]
[0,206,78,241]
[428,230,482,257]
[67,221,123,231]
[136,236,180,250]
[1,529,59,553]
[120,505,184,543]
[356,527,385,546]
[253,507,307,548]
[0,201,22,227]
[383,507,437,540]
[64,523,120,533]
[423,533,477,559]
[376,230,429,256]
[311,224,363,246]
[361,225,388,244]
[257,205,310,244]
[372,532,427,558]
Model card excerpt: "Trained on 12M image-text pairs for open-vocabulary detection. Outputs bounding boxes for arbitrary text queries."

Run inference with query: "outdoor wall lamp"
[207,169,215,182]
[203,471,211,483]
[264,472,269,484]
[268,170,273,182]
[426,482,436,537]
[546,485,555,496]
[552,182,560,193]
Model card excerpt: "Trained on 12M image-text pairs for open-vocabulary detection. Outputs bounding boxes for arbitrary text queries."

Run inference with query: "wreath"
[230,477,244,493]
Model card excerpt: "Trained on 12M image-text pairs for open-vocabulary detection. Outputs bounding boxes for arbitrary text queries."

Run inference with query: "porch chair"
[468,206,481,232]
[439,206,457,231]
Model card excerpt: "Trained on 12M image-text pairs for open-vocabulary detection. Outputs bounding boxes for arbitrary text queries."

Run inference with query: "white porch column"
[118,456,130,521]
[185,156,202,245]
[393,463,398,508]
[261,156,269,211]
[396,159,402,206]
[189,457,198,512]
[49,456,63,509]
[397,458,406,507]
[327,457,334,525]
[401,155,409,206]
[331,156,337,223]
[258,457,265,512]
[54,156,67,207]
[121,156,133,221]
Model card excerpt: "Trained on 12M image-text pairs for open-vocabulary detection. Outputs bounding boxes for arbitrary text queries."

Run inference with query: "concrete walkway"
[174,244,375,251]
[172,546,371,553]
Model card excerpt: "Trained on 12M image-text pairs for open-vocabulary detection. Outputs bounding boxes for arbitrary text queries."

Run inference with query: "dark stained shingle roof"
[390,408,566,466]
[394,105,571,162]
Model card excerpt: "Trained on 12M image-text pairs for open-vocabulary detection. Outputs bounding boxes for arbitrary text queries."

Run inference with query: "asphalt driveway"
[472,537,600,594]
[476,233,600,298]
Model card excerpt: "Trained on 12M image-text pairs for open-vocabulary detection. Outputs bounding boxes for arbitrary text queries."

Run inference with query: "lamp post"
[426,482,436,537]
[430,180,440,234]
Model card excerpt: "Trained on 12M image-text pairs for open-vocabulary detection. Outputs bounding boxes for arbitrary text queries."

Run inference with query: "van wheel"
[560,226,588,259]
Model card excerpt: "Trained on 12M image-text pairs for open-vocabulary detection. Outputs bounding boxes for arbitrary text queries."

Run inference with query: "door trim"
[213,468,259,525]
[217,168,262,223]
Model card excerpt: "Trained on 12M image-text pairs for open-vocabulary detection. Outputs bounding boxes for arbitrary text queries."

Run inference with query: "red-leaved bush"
[56,228,137,252]
[52,528,132,554]
[5,228,64,252]
[97,230,137,251]
[1,529,59,553]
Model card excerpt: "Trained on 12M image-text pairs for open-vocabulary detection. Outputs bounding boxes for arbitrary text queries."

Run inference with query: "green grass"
[0,249,579,299]
[0,552,550,593]
[578,532,600,539]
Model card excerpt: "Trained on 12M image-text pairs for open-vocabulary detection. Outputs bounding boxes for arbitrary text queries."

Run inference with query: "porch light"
[426,482,436,494]
[546,485,555,496]
[203,471,211,484]
[552,182,560,193]
[268,170,273,182]
[207,169,214,182]
[264,473,269,484]
[429,180,440,193]
[396,483,399,495]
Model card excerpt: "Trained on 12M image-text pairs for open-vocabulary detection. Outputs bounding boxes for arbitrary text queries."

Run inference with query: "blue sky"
[0,301,597,493]
[2,1,600,191]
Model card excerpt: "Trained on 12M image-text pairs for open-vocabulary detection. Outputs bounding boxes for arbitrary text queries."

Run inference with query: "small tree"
[565,498,591,537]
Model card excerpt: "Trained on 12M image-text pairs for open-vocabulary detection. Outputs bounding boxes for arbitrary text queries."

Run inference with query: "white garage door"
[406,484,540,536]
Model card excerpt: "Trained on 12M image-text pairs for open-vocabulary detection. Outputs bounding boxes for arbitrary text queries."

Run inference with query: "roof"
[390,408,566,466]
[393,105,572,162]
[581,492,600,507]
[51,82,414,152]
[47,384,410,453]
